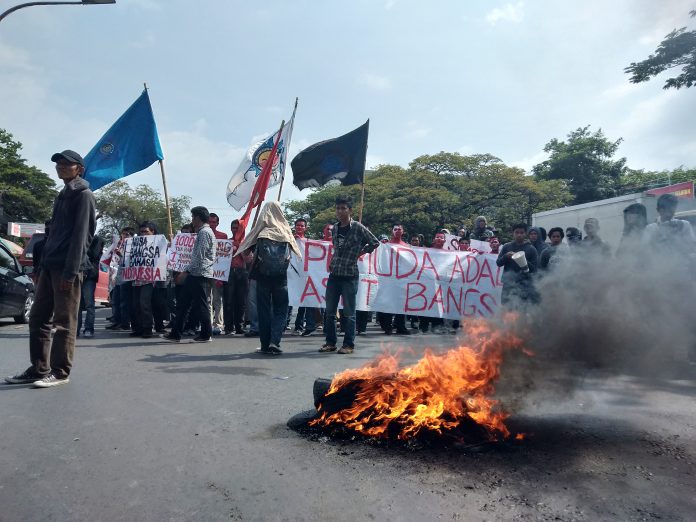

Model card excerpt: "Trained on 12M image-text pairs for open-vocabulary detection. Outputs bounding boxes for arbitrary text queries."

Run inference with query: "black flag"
[291,120,369,189]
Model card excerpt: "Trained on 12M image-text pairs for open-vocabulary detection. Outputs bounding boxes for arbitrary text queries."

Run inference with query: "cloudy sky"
[1,0,694,233]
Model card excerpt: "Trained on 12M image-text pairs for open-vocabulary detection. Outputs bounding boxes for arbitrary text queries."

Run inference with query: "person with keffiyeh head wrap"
[235,201,302,355]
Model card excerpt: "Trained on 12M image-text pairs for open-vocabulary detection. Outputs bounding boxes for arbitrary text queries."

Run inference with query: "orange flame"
[311,316,527,441]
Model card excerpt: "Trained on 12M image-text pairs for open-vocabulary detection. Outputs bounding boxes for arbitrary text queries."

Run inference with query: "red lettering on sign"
[405,282,427,312]
[449,254,466,284]
[476,258,495,287]
[416,251,440,281]
[480,293,497,316]
[305,241,328,272]
[446,286,462,316]
[396,247,418,279]
[465,255,480,283]
[429,285,444,312]
[462,288,481,317]
[301,276,323,304]
[362,278,377,306]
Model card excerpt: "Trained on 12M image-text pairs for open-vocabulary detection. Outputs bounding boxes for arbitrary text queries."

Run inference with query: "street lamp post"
[0,0,115,24]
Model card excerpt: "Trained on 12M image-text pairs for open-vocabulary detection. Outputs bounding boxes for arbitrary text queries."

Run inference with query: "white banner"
[122,235,169,282]
[167,233,233,282]
[287,239,503,319]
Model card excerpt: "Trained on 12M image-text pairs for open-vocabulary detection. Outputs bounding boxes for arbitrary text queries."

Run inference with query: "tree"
[284,153,572,244]
[625,10,696,89]
[94,180,191,242]
[620,166,696,194]
[533,126,627,205]
[0,129,58,236]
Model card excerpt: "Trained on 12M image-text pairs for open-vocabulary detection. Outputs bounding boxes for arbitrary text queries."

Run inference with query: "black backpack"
[255,238,291,277]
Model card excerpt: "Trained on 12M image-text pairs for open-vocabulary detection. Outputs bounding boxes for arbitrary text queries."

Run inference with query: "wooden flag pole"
[358,181,366,223]
[357,118,370,223]
[276,97,298,203]
[159,160,174,240]
[143,82,173,240]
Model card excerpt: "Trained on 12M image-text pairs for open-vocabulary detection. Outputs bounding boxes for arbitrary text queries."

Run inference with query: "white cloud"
[405,120,431,139]
[597,81,644,103]
[509,150,547,173]
[359,72,391,91]
[485,1,524,25]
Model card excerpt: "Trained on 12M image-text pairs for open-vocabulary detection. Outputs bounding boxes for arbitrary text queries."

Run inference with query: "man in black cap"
[5,150,96,388]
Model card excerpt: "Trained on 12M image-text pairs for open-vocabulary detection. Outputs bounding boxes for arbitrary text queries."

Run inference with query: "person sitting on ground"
[496,223,539,306]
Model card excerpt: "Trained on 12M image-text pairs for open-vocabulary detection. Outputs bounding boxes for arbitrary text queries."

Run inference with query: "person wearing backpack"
[235,202,301,355]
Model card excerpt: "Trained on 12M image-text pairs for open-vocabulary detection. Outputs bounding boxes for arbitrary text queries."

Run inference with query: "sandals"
[319,344,337,352]
[337,346,354,354]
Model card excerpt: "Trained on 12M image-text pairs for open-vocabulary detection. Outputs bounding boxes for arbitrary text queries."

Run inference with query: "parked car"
[19,232,110,306]
[18,232,44,274]
[0,241,34,323]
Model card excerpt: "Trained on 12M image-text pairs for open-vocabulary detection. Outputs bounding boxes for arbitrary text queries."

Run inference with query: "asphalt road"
[1,309,695,521]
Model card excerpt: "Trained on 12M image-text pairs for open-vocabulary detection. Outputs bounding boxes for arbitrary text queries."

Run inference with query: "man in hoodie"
[528,227,548,256]
[496,223,539,306]
[6,150,96,388]
[470,216,494,241]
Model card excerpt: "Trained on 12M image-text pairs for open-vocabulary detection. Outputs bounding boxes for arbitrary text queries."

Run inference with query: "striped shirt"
[187,224,216,278]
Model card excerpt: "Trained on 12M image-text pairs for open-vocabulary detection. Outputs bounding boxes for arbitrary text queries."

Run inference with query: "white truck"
[532,191,696,253]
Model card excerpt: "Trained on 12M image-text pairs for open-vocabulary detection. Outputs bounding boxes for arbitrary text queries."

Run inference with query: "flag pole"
[144,82,173,240]
[251,118,285,228]
[358,118,369,223]
[358,181,366,223]
[276,97,298,203]
[158,160,174,240]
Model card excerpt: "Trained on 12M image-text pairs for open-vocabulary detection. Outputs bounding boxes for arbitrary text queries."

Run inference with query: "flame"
[310,315,528,441]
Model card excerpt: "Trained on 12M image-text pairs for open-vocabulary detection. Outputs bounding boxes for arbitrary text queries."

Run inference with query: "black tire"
[14,293,33,324]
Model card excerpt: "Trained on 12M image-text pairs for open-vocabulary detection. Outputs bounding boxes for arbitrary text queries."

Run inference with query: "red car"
[20,233,110,306]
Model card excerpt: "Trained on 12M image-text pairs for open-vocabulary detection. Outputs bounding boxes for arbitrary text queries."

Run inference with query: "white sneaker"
[33,374,70,388]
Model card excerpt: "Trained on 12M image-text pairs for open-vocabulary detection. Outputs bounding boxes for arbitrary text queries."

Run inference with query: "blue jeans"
[77,278,97,333]
[324,275,358,348]
[256,275,289,350]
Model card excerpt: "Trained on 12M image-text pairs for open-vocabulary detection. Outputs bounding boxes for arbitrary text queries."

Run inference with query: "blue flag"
[84,90,164,191]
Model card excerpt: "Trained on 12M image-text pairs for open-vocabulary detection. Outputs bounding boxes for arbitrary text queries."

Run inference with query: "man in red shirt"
[209,213,228,335]
[379,222,411,335]
[224,219,251,335]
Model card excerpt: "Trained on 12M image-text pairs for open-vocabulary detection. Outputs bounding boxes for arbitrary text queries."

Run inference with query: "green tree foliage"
[533,126,626,205]
[620,166,696,193]
[0,130,58,233]
[94,180,191,242]
[625,10,696,90]
[284,152,572,243]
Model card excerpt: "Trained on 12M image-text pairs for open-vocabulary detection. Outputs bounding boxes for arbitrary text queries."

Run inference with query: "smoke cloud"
[492,247,696,409]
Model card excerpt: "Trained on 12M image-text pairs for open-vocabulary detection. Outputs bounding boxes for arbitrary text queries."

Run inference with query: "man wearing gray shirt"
[162,206,216,343]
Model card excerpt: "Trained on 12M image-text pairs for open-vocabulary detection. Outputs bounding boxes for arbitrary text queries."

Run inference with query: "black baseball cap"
[51,150,84,167]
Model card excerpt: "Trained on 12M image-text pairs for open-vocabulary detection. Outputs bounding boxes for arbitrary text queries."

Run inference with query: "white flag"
[226,108,296,211]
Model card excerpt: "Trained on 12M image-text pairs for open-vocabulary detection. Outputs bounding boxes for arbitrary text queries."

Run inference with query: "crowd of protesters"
[7,148,696,388]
